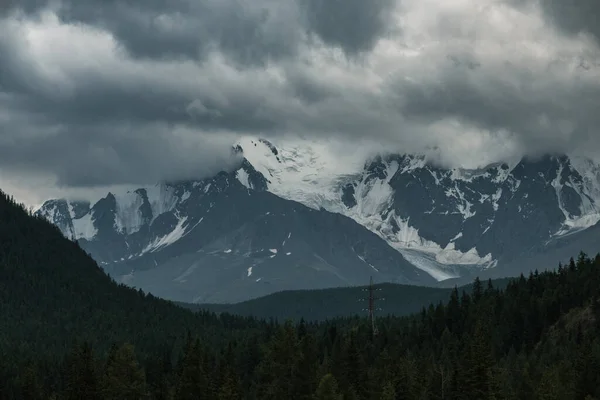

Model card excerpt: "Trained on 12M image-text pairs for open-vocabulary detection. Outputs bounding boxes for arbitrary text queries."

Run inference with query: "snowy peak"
[38,199,97,241]
[342,154,600,262]
[234,136,365,210]
[36,175,232,255]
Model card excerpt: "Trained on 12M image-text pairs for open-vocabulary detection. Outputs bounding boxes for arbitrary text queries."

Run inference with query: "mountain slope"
[439,214,600,287]
[37,170,433,303]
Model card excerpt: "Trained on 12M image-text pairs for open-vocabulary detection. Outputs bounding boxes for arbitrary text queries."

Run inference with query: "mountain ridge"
[37,136,600,302]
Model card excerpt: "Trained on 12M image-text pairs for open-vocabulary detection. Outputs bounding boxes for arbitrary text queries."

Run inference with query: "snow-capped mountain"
[37,136,600,302]
[236,137,600,280]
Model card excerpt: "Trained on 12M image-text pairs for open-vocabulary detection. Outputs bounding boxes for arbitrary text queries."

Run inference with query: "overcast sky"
[1,0,599,206]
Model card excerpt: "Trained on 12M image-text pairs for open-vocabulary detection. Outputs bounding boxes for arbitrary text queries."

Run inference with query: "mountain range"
[37,137,600,303]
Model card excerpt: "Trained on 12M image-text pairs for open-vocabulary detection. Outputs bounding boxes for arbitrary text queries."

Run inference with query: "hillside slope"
[0,189,261,364]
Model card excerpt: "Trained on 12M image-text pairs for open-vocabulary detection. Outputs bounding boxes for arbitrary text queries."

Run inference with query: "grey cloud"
[303,0,396,54]
[1,0,600,198]
[2,0,301,65]
[510,0,600,44]
[3,0,394,64]
[0,23,281,132]
[393,55,600,158]
[0,115,242,187]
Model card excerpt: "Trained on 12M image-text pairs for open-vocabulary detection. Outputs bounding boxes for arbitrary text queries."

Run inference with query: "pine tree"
[447,287,462,334]
[145,347,175,400]
[341,332,368,398]
[472,277,483,303]
[64,341,99,400]
[254,321,300,399]
[175,338,211,400]
[217,369,242,400]
[394,356,418,400]
[100,343,147,400]
[294,331,319,399]
[536,365,571,400]
[380,381,396,400]
[20,364,43,400]
[314,374,343,400]
[461,321,494,399]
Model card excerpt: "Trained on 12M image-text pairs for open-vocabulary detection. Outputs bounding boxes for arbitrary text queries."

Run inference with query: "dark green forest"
[1,189,600,399]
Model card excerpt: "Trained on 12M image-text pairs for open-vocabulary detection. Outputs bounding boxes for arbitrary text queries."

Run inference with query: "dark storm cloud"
[1,0,600,202]
[57,0,299,65]
[2,0,395,63]
[509,0,600,43]
[303,0,396,54]
[394,58,600,156]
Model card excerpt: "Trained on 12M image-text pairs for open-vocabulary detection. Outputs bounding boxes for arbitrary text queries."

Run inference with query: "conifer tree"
[461,321,494,399]
[254,321,300,399]
[536,365,570,400]
[380,381,396,400]
[217,368,242,400]
[20,364,43,400]
[99,343,147,400]
[472,277,483,303]
[294,331,319,399]
[341,332,368,398]
[314,374,343,400]
[64,341,99,400]
[175,338,211,400]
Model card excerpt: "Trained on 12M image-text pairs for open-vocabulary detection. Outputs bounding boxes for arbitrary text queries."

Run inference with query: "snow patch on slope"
[554,156,600,236]
[141,214,189,254]
[72,212,97,240]
[145,184,178,224]
[113,191,145,235]
[382,213,495,267]
[236,169,251,189]
[111,183,180,236]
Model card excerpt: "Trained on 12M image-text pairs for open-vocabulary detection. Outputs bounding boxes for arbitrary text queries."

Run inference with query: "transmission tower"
[359,276,384,337]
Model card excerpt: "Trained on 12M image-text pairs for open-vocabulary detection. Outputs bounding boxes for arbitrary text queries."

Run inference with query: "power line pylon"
[359,276,384,337]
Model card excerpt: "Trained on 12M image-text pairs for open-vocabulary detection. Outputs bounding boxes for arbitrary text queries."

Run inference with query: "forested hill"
[1,188,600,399]
[185,278,514,321]
[0,190,266,397]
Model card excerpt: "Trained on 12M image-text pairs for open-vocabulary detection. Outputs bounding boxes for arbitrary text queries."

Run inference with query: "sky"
[1,0,599,206]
